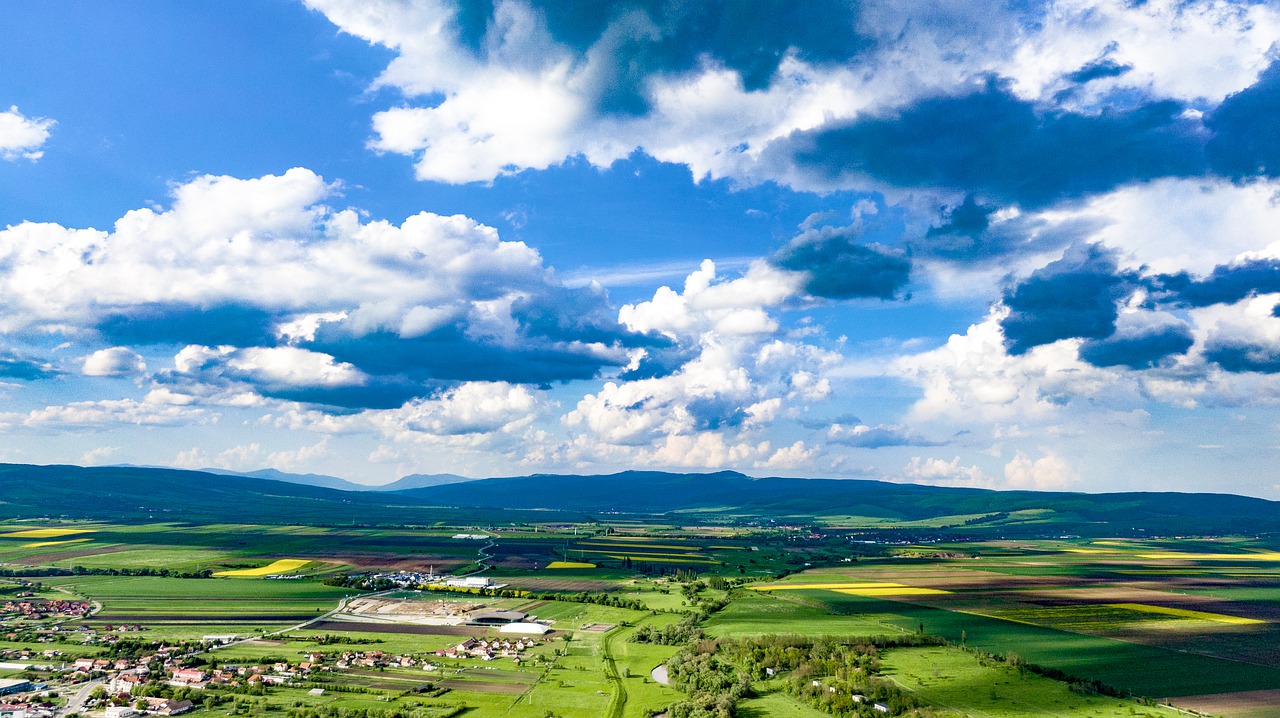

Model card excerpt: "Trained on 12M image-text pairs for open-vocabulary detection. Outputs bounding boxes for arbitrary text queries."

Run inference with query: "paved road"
[57,677,103,717]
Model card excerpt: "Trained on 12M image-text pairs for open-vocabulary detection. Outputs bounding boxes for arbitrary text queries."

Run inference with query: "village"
[0,626,546,718]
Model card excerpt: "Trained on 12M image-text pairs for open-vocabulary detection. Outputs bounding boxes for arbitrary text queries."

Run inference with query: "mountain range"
[4,463,1279,535]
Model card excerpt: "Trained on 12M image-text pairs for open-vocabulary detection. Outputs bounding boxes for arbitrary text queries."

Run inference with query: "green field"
[882,646,1186,717]
[4,517,1280,717]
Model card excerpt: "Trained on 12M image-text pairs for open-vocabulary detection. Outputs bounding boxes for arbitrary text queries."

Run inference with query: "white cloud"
[897,308,1117,423]
[174,345,366,389]
[267,438,333,471]
[82,347,146,377]
[1003,0,1280,107]
[562,260,839,469]
[901,456,994,489]
[0,168,568,337]
[0,106,54,161]
[306,0,1280,189]
[1003,449,1077,490]
[3,397,211,430]
[1077,179,1280,276]
[80,446,119,465]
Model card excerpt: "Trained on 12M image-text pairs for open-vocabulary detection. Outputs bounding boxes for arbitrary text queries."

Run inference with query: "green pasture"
[882,646,1186,717]
[736,692,837,718]
[798,589,1280,698]
[704,590,902,638]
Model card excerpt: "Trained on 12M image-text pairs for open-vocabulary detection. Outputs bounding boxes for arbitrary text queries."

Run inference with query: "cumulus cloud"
[901,455,993,489]
[1003,449,1077,490]
[307,0,1280,210]
[0,168,646,408]
[561,259,839,468]
[0,106,54,160]
[1,394,210,431]
[772,224,911,300]
[82,347,147,377]
[80,446,119,465]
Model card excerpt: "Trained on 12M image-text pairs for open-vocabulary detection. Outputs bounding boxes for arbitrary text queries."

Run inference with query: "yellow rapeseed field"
[752,582,951,596]
[833,586,952,597]
[1107,603,1263,625]
[545,561,596,569]
[22,538,92,548]
[213,559,309,577]
[1,528,92,539]
[1136,551,1280,561]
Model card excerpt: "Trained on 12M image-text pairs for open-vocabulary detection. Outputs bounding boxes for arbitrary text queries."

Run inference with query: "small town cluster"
[1,601,91,623]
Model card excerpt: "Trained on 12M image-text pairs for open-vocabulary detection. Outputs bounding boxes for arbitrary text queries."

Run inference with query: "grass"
[704,590,901,638]
[796,589,1280,698]
[882,646,1186,717]
[51,546,232,570]
[213,558,311,576]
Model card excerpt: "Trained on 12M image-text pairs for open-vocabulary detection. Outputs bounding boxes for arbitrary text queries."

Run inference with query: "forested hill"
[0,463,585,525]
[397,470,1280,535]
[2,463,1278,535]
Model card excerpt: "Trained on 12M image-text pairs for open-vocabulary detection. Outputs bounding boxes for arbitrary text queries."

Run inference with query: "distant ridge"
[395,469,1280,535]
[369,473,474,491]
[198,467,370,492]
[5,463,1279,536]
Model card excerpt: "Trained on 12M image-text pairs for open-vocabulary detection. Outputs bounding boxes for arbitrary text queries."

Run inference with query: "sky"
[2,1,1280,496]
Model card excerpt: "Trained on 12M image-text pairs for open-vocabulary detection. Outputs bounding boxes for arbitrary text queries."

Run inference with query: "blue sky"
[3,0,1280,496]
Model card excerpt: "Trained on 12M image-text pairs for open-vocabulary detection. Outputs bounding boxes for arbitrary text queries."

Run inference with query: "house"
[103,707,138,718]
[0,681,29,697]
[872,703,890,713]
[108,674,145,694]
[158,699,194,715]
[0,704,25,718]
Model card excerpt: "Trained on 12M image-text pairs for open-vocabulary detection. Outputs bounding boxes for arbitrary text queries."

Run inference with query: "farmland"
[0,508,1278,717]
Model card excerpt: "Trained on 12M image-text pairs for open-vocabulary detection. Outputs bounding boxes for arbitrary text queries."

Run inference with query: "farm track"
[601,624,627,718]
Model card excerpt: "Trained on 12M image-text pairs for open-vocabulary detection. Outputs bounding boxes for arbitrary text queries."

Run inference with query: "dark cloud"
[1000,244,1134,355]
[511,285,665,347]
[262,381,428,411]
[98,304,281,347]
[779,77,1207,208]
[927,194,994,238]
[457,0,866,114]
[1078,323,1194,369]
[773,225,911,300]
[307,325,627,386]
[1206,59,1280,179]
[1064,58,1132,85]
[1204,340,1280,374]
[0,352,57,381]
[1152,258,1280,308]
[685,396,748,431]
[618,344,698,381]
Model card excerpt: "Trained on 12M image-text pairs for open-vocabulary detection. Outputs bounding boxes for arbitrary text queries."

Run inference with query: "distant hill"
[198,467,371,492]
[0,464,585,525]
[369,473,474,491]
[397,470,1280,536]
[192,467,473,492]
[3,463,1279,536]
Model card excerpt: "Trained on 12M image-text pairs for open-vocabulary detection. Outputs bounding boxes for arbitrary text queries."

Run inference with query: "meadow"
[2,516,1279,717]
